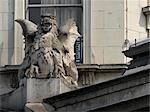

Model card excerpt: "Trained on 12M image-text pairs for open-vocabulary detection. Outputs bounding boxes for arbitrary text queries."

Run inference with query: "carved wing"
[59,18,81,61]
[15,19,38,55]
[15,19,38,79]
[15,19,37,38]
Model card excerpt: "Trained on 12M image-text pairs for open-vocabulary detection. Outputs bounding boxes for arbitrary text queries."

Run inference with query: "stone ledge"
[0,64,127,73]
[77,64,127,71]
[123,64,150,76]
[142,6,150,15]
[123,41,149,58]
[0,65,19,73]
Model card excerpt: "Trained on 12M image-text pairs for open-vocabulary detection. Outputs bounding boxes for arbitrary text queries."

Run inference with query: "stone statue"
[16,14,81,86]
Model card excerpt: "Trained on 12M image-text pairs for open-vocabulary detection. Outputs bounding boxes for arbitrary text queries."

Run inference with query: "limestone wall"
[44,68,150,112]
[127,0,147,43]
[91,0,124,64]
[0,0,14,66]
[0,0,148,66]
[0,0,25,66]
[90,0,148,64]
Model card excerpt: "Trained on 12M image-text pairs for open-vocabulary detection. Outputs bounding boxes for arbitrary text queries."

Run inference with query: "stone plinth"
[26,77,73,103]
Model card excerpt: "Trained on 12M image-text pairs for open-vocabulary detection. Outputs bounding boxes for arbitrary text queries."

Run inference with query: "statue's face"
[41,17,52,33]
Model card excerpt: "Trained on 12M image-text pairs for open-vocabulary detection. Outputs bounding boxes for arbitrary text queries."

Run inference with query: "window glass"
[29,0,41,4]
[29,8,41,24]
[29,7,82,33]
[29,0,82,4]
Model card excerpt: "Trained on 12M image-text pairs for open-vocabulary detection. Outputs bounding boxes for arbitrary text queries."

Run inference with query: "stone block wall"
[0,0,14,66]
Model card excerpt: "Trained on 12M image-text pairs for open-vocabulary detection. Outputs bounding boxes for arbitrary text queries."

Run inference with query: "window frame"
[25,0,83,19]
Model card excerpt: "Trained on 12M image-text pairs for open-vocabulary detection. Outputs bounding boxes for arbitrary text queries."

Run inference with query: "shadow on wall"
[139,9,146,28]
[8,30,14,65]
[0,42,4,66]
[8,1,14,65]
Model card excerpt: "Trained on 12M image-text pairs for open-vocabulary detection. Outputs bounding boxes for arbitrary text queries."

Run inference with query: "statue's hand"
[25,65,39,78]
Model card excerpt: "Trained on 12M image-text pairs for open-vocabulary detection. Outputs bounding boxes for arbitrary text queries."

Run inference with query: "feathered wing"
[15,19,38,53]
[15,19,37,37]
[59,18,81,62]
[15,19,38,79]
[59,18,81,85]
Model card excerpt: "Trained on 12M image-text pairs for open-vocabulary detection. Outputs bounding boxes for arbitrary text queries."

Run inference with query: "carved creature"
[16,14,80,86]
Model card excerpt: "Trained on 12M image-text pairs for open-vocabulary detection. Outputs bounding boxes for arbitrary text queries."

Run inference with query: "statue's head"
[40,14,57,33]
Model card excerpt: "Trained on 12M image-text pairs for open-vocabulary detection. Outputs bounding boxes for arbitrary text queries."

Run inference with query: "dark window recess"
[29,0,81,4]
[74,36,83,63]
[29,8,41,24]
[29,0,41,4]
[28,7,82,32]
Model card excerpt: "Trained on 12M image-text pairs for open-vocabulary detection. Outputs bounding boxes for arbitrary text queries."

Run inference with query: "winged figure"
[16,14,80,86]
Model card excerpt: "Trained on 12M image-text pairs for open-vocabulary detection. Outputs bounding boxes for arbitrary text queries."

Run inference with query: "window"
[26,0,83,63]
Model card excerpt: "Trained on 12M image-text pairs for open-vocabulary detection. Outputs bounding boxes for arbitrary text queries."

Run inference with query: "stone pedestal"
[26,77,73,103]
[25,77,76,112]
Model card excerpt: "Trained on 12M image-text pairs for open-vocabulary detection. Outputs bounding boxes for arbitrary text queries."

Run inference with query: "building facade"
[0,0,149,66]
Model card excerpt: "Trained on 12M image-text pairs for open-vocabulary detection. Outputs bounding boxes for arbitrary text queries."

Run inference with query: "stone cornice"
[0,64,127,73]
[43,68,149,111]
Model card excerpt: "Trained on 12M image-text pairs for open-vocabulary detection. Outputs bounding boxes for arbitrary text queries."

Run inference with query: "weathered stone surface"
[0,64,127,111]
[0,85,26,111]
[43,39,150,112]
[0,67,18,95]
[0,64,126,88]
[26,78,72,103]
[25,103,47,112]
[17,15,80,85]
[78,64,127,87]
[123,38,150,69]
[44,69,150,112]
